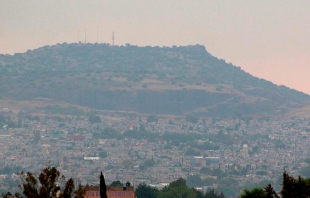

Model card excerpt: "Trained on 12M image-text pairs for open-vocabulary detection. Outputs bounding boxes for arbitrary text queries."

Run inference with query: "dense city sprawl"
[1,107,310,196]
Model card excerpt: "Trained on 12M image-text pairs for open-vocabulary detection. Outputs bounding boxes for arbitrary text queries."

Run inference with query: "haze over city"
[1,0,310,94]
[3,1,310,197]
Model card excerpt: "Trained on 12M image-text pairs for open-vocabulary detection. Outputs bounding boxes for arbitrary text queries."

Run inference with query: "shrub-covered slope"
[0,43,308,116]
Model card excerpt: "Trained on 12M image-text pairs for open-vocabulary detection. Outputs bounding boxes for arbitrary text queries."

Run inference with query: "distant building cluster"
[1,106,310,195]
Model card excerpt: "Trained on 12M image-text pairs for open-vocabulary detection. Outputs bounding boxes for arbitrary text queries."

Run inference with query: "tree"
[139,124,146,132]
[97,127,119,139]
[185,148,200,156]
[239,171,310,198]
[256,171,267,176]
[12,165,85,198]
[185,115,199,124]
[240,188,266,198]
[143,159,155,168]
[279,171,310,198]
[147,115,158,123]
[100,172,107,198]
[212,168,227,179]
[200,167,212,175]
[33,131,41,144]
[88,115,101,124]
[15,165,60,198]
[169,178,187,188]
[159,178,196,198]
[110,181,123,187]
[134,178,225,198]
[205,189,225,198]
[122,159,133,169]
[63,178,75,198]
[186,174,204,188]
[135,183,158,198]
[99,151,107,158]
[263,184,279,198]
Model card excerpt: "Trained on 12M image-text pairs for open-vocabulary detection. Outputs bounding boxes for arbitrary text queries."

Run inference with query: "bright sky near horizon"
[1,1,310,94]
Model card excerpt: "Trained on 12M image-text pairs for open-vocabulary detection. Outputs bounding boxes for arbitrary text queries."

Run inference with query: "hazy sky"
[1,1,310,94]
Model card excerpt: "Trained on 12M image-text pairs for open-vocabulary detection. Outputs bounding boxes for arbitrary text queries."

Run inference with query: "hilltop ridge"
[0,43,309,117]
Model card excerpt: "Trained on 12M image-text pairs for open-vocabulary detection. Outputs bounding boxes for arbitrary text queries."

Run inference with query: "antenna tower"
[112,32,115,46]
[85,29,86,43]
[97,26,98,43]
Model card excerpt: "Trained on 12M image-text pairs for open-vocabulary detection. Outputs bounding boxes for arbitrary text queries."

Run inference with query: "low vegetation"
[0,43,308,116]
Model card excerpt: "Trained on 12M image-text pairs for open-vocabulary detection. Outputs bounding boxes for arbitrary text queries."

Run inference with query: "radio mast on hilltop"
[85,28,87,43]
[112,32,115,46]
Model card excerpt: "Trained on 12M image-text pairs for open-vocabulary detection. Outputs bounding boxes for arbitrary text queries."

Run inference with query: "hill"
[0,43,309,117]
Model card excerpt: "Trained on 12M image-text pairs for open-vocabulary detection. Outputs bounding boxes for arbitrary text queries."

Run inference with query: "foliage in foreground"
[1,165,85,198]
[6,165,310,198]
[135,178,224,198]
[240,170,310,198]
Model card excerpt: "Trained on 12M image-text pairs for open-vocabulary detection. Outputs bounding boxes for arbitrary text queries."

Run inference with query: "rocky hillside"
[0,43,309,117]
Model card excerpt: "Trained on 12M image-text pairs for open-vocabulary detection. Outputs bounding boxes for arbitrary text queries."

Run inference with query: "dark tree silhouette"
[63,178,74,198]
[147,115,158,123]
[110,180,123,187]
[15,166,61,198]
[100,172,107,198]
[264,184,279,198]
[135,183,158,198]
[8,165,85,198]
[240,188,265,198]
[185,115,199,124]
[88,115,101,124]
[240,170,310,198]
[279,171,310,198]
